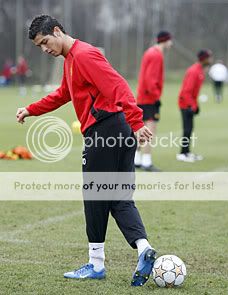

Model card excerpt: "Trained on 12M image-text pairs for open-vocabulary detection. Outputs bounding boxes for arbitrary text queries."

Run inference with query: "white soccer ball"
[152,255,187,288]
[199,94,208,103]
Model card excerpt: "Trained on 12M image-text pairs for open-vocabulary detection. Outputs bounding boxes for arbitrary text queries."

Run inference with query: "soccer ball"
[152,255,186,288]
[71,120,81,134]
[199,94,208,103]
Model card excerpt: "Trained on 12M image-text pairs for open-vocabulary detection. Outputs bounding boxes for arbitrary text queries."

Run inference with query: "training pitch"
[0,81,228,294]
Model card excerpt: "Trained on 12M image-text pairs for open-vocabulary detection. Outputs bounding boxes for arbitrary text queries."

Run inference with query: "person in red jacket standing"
[16,56,29,96]
[177,49,213,163]
[135,31,173,171]
[2,59,14,85]
[16,15,156,286]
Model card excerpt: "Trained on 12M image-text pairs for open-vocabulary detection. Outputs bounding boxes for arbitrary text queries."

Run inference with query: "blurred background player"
[177,49,213,163]
[209,60,228,103]
[16,56,29,96]
[135,31,173,171]
[1,59,14,86]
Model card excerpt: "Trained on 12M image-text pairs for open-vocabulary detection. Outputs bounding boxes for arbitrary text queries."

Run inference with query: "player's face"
[203,56,213,70]
[33,31,63,57]
[208,56,213,65]
[165,40,173,50]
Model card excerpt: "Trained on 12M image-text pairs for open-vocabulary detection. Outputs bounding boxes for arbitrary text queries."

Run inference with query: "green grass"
[0,82,228,172]
[0,202,227,294]
[0,83,228,294]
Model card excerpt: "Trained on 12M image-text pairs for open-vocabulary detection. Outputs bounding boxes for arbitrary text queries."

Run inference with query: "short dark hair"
[197,49,212,62]
[156,31,172,43]
[29,15,66,40]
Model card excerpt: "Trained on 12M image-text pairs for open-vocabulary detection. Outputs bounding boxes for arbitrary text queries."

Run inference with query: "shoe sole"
[141,166,162,172]
[176,158,195,163]
[64,275,106,279]
[135,164,141,169]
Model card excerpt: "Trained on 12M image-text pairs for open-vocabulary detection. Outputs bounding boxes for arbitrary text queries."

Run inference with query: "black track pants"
[180,109,194,154]
[82,112,147,248]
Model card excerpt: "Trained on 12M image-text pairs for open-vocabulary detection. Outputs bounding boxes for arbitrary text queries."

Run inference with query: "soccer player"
[209,60,228,103]
[1,59,14,85]
[16,56,29,96]
[16,15,156,286]
[176,49,213,163]
[135,31,173,172]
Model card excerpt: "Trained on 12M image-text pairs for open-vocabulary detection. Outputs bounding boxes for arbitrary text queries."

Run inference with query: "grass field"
[0,82,228,294]
[0,201,228,295]
[0,81,228,172]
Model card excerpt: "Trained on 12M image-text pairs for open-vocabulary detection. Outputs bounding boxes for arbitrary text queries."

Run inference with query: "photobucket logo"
[145,132,198,148]
[26,116,73,163]
[83,132,197,149]
[84,132,136,149]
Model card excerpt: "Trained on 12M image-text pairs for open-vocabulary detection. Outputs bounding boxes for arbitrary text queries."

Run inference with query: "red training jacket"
[17,58,28,76]
[137,46,164,105]
[2,64,12,79]
[178,62,205,111]
[26,40,144,134]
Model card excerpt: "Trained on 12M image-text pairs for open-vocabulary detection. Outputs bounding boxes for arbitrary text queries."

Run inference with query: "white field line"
[0,210,83,244]
[0,238,30,244]
[0,258,50,265]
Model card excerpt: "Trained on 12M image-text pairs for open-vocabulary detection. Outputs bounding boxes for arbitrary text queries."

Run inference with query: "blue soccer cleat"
[131,247,157,287]
[64,263,106,279]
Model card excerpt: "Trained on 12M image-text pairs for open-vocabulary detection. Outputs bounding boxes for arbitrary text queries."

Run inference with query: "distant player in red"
[135,31,173,171]
[2,59,14,85]
[16,15,156,286]
[16,56,29,96]
[177,49,213,163]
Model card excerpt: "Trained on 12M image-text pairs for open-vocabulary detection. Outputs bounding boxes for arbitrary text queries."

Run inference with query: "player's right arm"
[16,75,71,124]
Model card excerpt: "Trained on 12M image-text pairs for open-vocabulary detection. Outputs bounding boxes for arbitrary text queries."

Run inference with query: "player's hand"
[154,100,162,107]
[16,107,30,124]
[134,126,152,144]
[194,106,200,115]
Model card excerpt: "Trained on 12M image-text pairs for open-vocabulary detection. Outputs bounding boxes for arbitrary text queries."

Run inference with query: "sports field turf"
[0,201,227,294]
[0,82,228,294]
[1,81,228,172]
